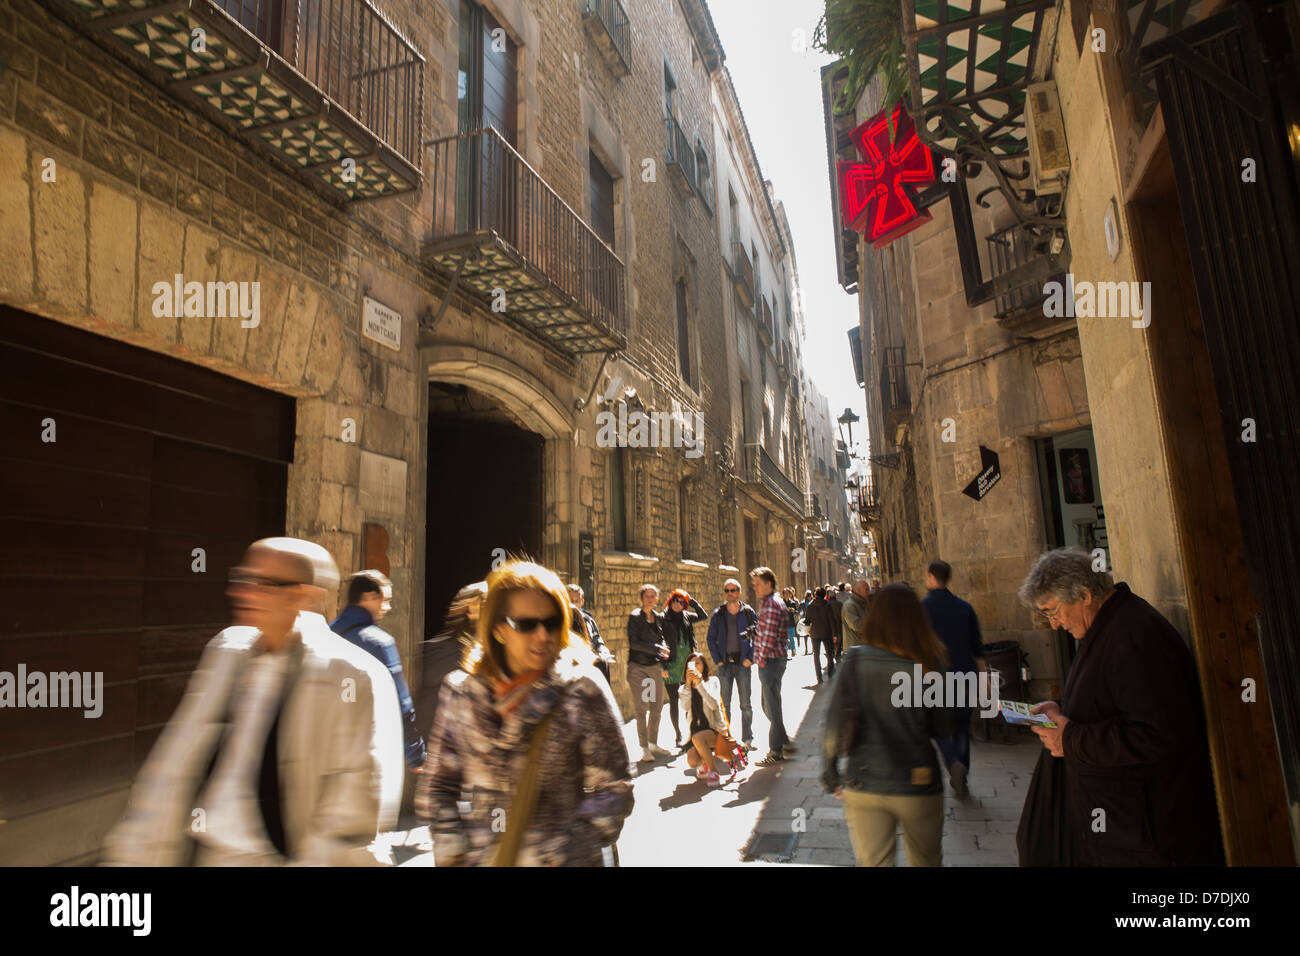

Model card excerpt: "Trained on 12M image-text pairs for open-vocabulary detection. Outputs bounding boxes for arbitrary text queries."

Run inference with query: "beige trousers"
[841,790,944,867]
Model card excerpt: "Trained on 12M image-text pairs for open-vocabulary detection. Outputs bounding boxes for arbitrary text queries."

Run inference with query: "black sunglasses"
[724,587,740,593]
[504,614,564,635]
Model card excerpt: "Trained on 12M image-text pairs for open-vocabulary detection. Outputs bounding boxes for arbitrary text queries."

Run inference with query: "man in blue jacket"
[922,559,985,796]
[706,578,757,751]
[331,570,426,772]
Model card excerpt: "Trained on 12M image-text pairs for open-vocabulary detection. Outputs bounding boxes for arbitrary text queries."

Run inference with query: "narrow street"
[385,649,1040,867]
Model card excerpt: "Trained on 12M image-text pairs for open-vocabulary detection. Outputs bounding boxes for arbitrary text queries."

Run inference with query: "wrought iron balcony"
[582,0,631,77]
[857,477,881,529]
[665,115,697,198]
[744,445,806,519]
[731,241,754,307]
[51,0,425,201]
[985,221,1069,330]
[423,127,628,354]
[881,345,911,442]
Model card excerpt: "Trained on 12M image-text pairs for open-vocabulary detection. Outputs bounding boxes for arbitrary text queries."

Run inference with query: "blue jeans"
[786,626,797,656]
[757,657,789,752]
[936,708,973,770]
[716,662,754,744]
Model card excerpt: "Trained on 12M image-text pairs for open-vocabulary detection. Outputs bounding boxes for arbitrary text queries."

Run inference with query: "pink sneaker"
[696,764,710,779]
[706,771,721,787]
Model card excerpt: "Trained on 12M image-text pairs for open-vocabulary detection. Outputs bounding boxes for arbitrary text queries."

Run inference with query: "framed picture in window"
[1058,448,1095,504]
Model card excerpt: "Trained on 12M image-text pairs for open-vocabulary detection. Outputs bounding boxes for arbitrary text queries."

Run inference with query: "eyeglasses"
[503,614,564,635]
[724,587,740,594]
[1038,601,1066,625]
[228,571,304,590]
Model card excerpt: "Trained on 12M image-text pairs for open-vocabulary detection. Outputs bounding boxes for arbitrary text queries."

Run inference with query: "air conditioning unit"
[1025,81,1070,195]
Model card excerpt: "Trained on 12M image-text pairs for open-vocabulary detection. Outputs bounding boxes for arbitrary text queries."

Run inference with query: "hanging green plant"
[814,0,910,141]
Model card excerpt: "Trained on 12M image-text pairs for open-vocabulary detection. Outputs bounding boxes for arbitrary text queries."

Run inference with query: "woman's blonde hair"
[462,558,574,682]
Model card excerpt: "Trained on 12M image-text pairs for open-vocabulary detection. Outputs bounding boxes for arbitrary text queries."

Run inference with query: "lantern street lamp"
[837,407,860,452]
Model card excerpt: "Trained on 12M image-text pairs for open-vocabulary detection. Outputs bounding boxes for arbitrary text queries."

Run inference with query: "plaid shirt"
[753,593,788,665]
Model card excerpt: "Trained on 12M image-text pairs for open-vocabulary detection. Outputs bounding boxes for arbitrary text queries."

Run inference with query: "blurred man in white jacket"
[102,538,403,866]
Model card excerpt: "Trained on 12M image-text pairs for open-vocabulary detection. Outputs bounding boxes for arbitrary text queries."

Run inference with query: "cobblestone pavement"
[382,650,1043,866]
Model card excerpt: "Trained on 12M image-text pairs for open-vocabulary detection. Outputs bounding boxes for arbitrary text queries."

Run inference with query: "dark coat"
[922,588,984,675]
[625,609,668,667]
[805,596,841,642]
[1056,583,1224,866]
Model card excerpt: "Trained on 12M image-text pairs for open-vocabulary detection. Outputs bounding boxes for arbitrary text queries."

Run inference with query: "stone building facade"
[824,0,1300,865]
[801,376,857,587]
[826,68,1091,703]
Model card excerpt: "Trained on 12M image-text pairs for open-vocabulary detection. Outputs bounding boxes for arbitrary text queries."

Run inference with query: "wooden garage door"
[0,311,294,865]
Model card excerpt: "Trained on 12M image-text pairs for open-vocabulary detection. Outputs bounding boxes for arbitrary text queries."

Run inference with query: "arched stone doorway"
[418,346,576,718]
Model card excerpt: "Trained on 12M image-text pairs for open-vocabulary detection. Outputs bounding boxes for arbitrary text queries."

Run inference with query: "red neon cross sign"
[837,104,937,248]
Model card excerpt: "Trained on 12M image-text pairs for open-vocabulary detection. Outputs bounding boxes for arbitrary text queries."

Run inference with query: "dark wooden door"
[0,311,293,865]
[1142,2,1300,860]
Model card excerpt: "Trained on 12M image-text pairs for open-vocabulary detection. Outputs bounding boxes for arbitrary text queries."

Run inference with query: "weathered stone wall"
[1048,0,1193,638]
[0,0,432,668]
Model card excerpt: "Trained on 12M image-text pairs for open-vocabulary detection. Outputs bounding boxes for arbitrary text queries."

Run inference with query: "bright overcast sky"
[707,0,867,460]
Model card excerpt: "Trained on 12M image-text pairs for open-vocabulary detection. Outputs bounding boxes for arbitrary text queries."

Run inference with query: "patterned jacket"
[415,644,633,866]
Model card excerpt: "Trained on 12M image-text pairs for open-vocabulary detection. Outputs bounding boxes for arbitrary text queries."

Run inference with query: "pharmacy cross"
[836,104,937,249]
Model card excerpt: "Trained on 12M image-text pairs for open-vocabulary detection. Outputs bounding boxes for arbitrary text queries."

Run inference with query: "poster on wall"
[1058,448,1095,504]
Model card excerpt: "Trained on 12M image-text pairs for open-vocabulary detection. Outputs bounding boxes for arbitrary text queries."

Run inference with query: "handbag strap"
[493,707,560,867]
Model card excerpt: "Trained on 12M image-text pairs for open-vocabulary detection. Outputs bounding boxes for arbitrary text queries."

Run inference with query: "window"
[663,62,677,121]
[679,478,697,558]
[610,447,627,550]
[675,278,692,386]
[694,140,710,203]
[740,379,752,445]
[459,1,517,144]
[589,150,616,249]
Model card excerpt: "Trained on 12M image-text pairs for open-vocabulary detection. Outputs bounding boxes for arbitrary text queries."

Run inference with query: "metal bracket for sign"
[573,351,620,412]
[421,251,475,333]
[949,177,1069,308]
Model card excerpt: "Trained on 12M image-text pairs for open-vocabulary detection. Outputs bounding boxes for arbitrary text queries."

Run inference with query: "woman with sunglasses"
[417,559,633,866]
[661,588,706,751]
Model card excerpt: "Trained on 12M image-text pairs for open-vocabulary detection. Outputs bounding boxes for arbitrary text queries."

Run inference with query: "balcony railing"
[881,345,911,441]
[582,0,631,77]
[731,241,754,307]
[857,477,881,529]
[666,115,697,198]
[54,0,424,200]
[985,222,1067,323]
[423,127,627,354]
[745,445,806,519]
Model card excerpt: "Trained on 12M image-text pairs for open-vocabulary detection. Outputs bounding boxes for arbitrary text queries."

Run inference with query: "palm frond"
[814,0,911,142]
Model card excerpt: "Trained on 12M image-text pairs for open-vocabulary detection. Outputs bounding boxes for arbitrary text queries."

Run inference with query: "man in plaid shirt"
[750,566,796,767]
